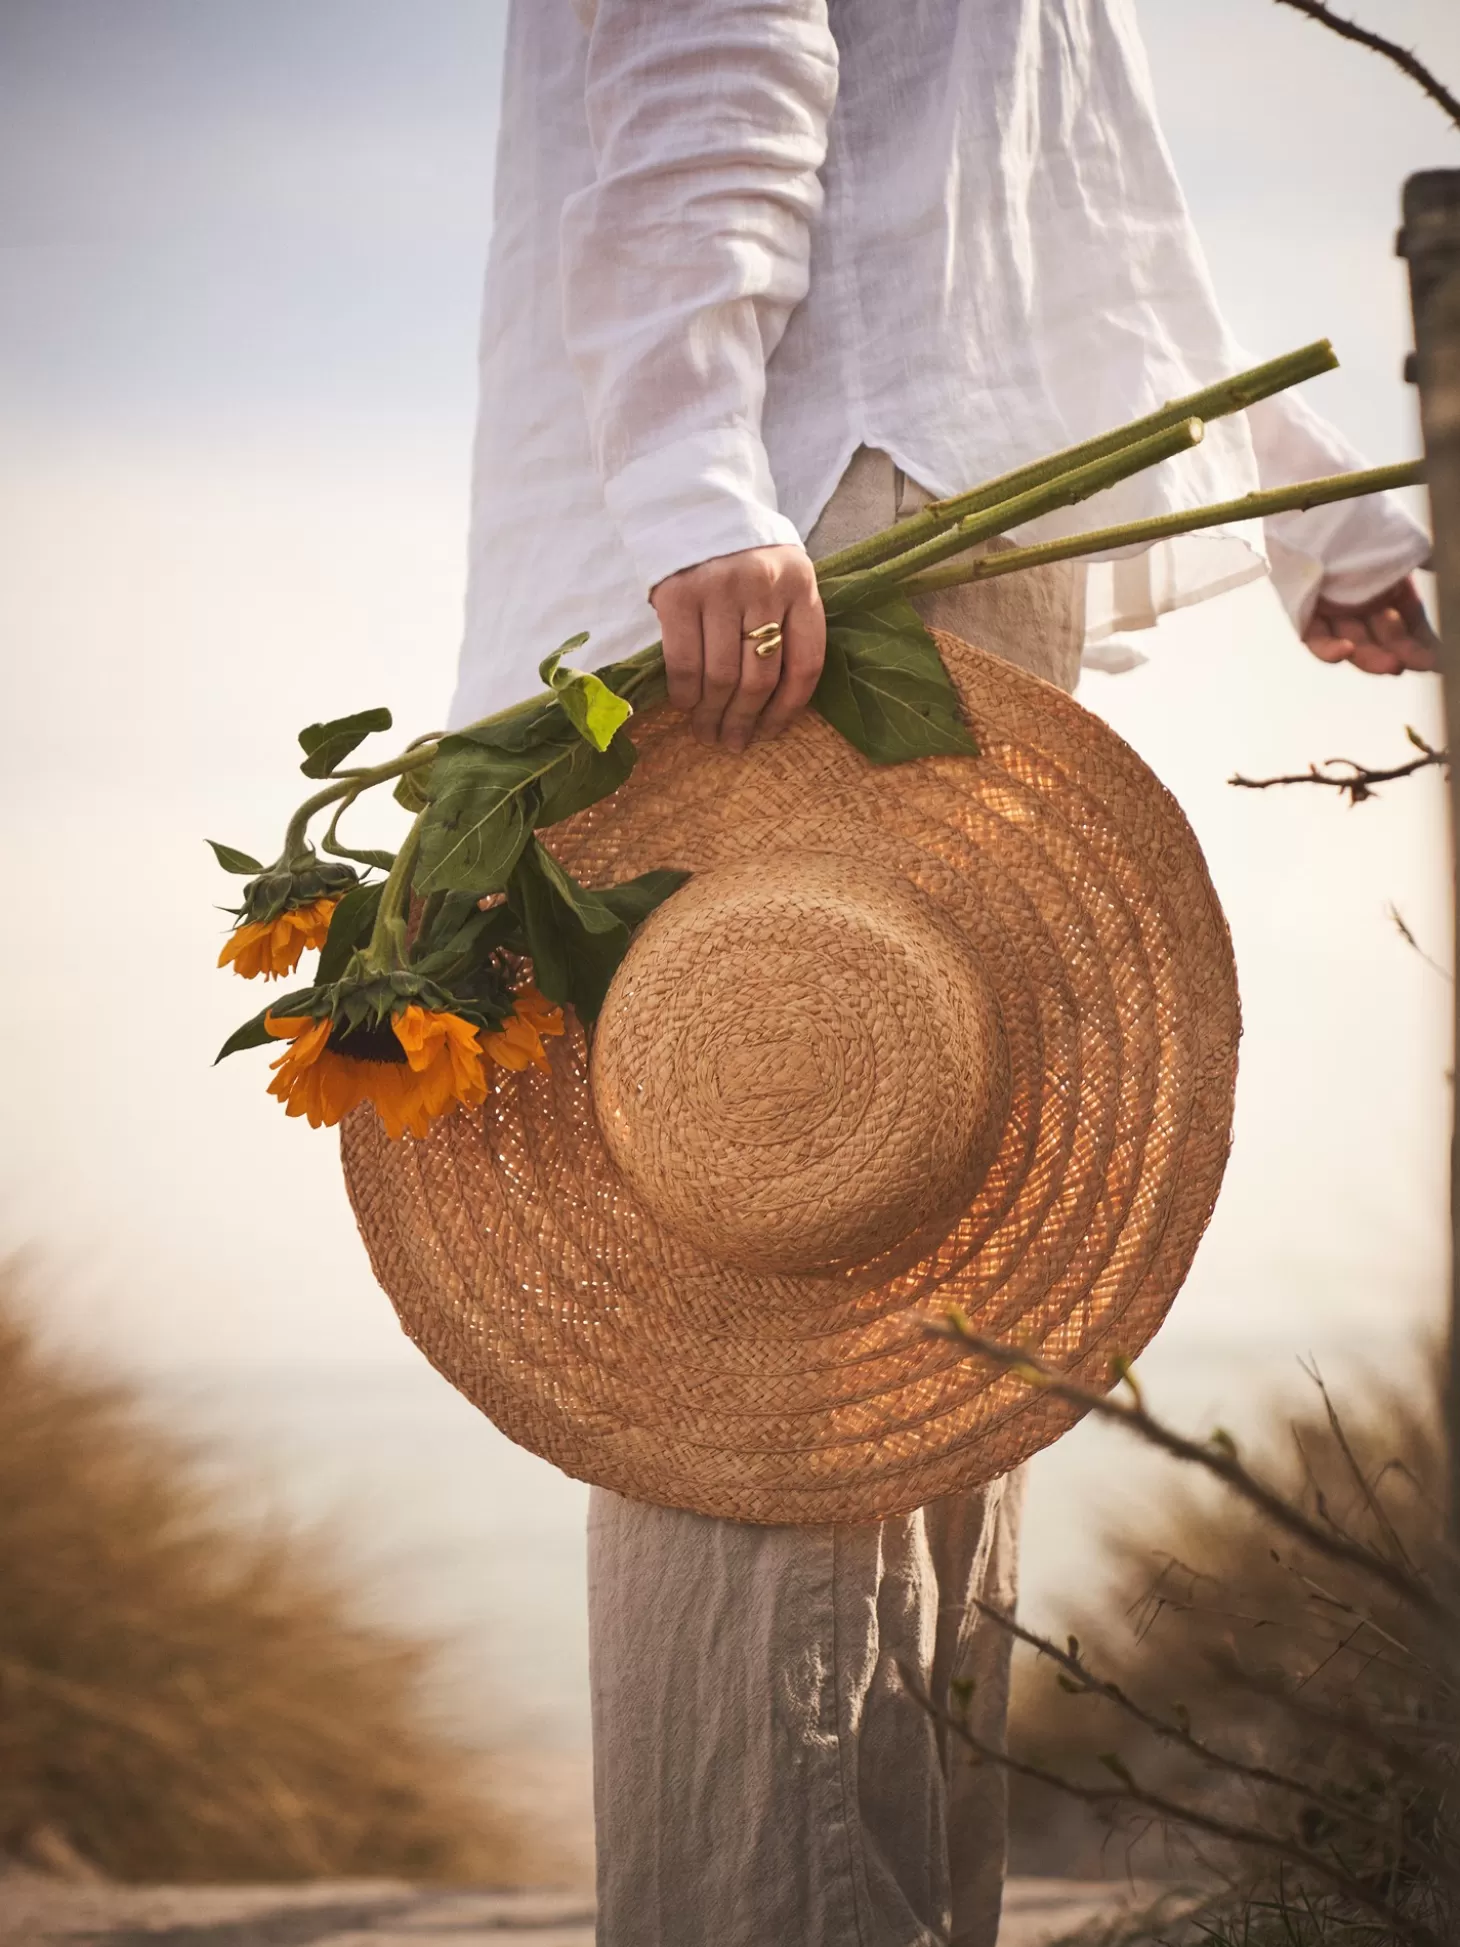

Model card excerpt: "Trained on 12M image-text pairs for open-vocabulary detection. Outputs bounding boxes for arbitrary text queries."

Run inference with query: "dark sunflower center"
[327,1017,408,1064]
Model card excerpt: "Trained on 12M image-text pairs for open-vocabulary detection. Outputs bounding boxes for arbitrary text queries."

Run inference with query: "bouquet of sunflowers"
[211,341,1420,1142]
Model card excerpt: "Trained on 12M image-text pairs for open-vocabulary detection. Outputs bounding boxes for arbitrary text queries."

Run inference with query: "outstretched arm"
[561,0,837,748]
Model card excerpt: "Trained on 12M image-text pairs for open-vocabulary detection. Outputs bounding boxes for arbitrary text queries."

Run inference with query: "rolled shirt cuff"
[603,426,803,595]
[1265,492,1431,632]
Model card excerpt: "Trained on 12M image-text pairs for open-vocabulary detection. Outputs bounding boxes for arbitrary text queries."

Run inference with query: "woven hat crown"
[590,854,1012,1275]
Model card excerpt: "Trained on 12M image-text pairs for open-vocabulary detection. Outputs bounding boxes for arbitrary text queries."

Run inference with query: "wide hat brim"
[342,632,1239,1525]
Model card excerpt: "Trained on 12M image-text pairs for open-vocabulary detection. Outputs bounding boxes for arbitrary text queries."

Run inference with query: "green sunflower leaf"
[504,844,688,1021]
[214,986,320,1064]
[539,636,634,753]
[410,889,480,963]
[813,595,979,765]
[414,737,567,897]
[506,839,629,1022]
[298,706,394,778]
[208,839,264,875]
[394,765,432,813]
[412,891,514,977]
[591,867,690,929]
[315,880,384,987]
[451,697,562,756]
[413,899,524,1016]
[536,728,637,827]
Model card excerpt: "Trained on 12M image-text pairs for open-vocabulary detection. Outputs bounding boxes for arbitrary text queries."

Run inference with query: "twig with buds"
[1229,728,1447,804]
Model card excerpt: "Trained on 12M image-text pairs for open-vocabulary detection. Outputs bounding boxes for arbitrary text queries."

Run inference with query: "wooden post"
[1399,171,1460,1546]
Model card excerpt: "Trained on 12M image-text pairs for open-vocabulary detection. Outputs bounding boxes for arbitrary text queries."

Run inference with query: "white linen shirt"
[451,0,1427,727]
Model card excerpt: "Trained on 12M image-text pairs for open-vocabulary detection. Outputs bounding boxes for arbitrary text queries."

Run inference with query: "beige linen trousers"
[588,449,1085,1947]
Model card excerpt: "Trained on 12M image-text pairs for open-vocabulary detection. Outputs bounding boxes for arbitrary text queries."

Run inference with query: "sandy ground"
[0,1873,1187,1945]
[0,1758,1197,1943]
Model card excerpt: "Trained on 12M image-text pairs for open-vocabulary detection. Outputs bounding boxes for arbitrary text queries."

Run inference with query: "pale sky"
[1,0,1456,1416]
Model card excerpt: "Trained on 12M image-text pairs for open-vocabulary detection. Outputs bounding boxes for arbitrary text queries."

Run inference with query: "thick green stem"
[365,814,425,966]
[813,340,1339,580]
[282,747,434,860]
[896,459,1426,595]
[820,418,1206,614]
[321,788,380,869]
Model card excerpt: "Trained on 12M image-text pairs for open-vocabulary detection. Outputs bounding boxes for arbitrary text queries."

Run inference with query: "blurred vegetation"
[1001,1351,1453,1944]
[0,1268,524,1883]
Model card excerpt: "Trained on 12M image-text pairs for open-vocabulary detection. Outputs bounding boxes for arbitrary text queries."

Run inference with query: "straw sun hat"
[342,630,1239,1525]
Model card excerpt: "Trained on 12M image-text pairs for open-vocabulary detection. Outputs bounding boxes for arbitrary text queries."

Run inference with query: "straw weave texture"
[342,633,1239,1525]
[591,851,1013,1276]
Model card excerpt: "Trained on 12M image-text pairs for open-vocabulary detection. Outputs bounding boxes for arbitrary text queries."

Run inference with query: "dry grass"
[0,1269,526,1883]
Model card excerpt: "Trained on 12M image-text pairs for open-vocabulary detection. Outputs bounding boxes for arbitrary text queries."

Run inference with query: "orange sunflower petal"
[221,897,340,981]
[268,1040,381,1131]
[441,1017,488,1101]
[294,897,338,950]
[394,1072,437,1141]
[267,1016,332,1073]
[481,1010,554,1074]
[383,1009,487,1132]
[481,1027,533,1072]
[391,1003,431,1063]
[263,1012,320,1043]
[313,1053,363,1126]
[218,920,273,979]
[513,986,565,1037]
[378,1064,436,1141]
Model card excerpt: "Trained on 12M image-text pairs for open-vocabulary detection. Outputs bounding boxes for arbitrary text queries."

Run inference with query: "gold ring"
[744,621,784,659]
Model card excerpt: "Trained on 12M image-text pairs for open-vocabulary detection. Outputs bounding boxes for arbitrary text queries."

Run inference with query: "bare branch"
[1273,0,1460,131]
[1230,737,1447,804]
[917,1316,1453,1624]
[898,1670,1443,1947]
[971,1597,1460,1885]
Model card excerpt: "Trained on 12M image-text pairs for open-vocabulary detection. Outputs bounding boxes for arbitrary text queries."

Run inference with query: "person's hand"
[1302,576,1439,676]
[650,543,826,753]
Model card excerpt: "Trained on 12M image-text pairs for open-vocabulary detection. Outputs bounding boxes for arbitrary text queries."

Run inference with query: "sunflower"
[220,897,340,981]
[264,988,566,1140]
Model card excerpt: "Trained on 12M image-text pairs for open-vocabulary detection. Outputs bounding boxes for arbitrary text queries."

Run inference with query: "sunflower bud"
[238,853,360,929]
[218,853,362,982]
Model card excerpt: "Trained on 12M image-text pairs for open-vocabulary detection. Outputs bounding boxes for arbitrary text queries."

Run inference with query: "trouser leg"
[937,1474,1024,1946]
[588,1475,1022,1947]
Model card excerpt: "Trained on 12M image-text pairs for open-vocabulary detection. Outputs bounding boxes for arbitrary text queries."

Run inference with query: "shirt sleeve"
[1247,388,1430,630]
[559,0,838,596]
